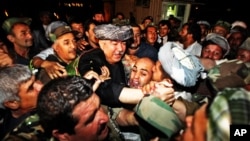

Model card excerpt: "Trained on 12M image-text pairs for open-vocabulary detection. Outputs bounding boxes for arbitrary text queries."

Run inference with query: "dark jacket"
[78,48,128,107]
[135,42,158,62]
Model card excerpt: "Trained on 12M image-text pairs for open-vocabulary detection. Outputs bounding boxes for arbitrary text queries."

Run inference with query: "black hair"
[183,22,202,43]
[158,19,171,28]
[37,76,93,137]
[142,16,153,24]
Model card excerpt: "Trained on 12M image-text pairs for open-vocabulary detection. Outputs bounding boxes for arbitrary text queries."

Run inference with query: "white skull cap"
[231,20,247,29]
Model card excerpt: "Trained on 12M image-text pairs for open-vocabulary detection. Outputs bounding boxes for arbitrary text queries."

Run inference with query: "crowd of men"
[0,10,250,141]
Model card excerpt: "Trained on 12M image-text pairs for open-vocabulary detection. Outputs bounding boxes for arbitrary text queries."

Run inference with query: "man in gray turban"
[78,23,174,107]
[77,23,178,140]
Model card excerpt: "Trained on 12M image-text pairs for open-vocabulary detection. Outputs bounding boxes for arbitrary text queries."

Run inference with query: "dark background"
[191,0,249,26]
[0,0,104,25]
[0,0,248,27]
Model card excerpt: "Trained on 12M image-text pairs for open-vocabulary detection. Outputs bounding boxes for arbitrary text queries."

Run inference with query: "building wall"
[103,1,114,22]
[112,0,193,25]
[148,0,162,24]
[114,0,134,19]
[113,0,163,24]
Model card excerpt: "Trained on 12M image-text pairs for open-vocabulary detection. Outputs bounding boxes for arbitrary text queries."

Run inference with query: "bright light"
[167,5,175,16]
[53,12,60,19]
[63,3,84,7]
[4,10,8,17]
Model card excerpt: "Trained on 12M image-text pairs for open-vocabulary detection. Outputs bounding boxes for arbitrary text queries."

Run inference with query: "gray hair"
[0,64,32,109]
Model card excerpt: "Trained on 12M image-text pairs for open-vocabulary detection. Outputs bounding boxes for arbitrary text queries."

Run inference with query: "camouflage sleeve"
[2,114,46,141]
[4,134,40,141]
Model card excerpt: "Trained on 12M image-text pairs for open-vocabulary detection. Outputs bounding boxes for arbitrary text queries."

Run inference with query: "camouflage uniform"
[2,112,46,141]
[207,59,250,92]
[104,95,184,141]
[2,108,126,141]
[207,87,250,141]
[134,95,183,141]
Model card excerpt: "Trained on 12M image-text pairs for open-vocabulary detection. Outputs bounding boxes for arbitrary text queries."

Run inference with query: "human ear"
[98,40,105,50]
[52,41,59,52]
[7,35,15,43]
[52,130,70,141]
[3,100,20,110]
[152,65,156,72]
[85,31,89,38]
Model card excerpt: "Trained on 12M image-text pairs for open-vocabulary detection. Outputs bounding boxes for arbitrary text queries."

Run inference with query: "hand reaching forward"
[77,39,89,51]
[99,66,111,81]
[141,79,175,106]
[41,61,67,79]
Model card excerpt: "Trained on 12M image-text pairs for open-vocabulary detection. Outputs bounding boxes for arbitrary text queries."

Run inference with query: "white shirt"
[34,47,54,60]
[184,41,202,57]
[157,35,168,45]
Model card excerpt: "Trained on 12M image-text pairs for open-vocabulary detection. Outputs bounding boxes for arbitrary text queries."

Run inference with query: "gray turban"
[94,24,133,41]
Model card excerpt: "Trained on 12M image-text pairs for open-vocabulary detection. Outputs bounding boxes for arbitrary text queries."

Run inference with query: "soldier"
[179,87,250,141]
[0,17,38,67]
[37,76,114,141]
[0,64,44,140]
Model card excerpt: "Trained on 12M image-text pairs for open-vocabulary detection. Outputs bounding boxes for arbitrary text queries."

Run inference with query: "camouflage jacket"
[2,112,47,141]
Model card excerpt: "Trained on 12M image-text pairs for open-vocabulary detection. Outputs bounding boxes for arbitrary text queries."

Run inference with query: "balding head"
[129,57,155,88]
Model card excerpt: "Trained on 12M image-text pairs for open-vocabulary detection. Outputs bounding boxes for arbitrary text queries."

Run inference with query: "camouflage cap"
[94,24,133,41]
[53,25,72,39]
[207,59,250,92]
[214,20,231,32]
[2,17,32,34]
[134,95,183,140]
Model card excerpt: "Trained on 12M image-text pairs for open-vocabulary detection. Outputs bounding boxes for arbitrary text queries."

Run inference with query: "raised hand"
[83,65,111,92]
[41,61,67,79]
[0,48,13,67]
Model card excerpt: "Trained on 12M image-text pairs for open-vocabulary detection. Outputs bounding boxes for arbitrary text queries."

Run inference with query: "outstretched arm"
[32,48,67,79]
